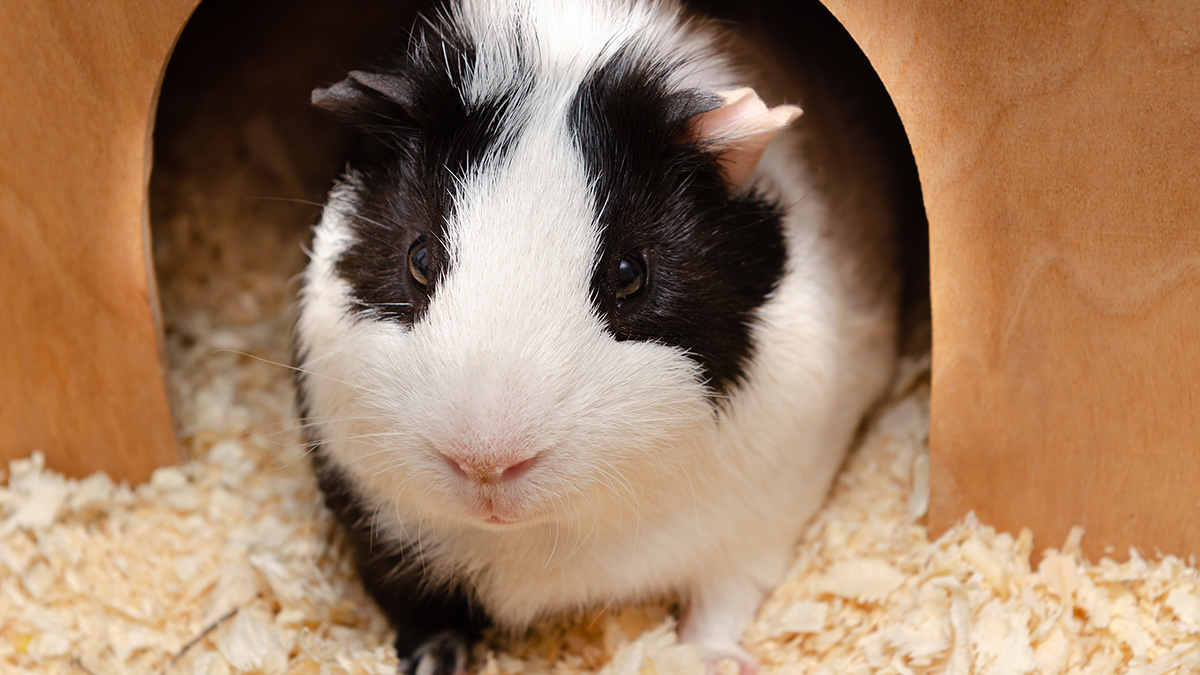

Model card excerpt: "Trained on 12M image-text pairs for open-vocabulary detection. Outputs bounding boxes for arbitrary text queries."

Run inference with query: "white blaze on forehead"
[428,113,603,350]
[426,0,732,346]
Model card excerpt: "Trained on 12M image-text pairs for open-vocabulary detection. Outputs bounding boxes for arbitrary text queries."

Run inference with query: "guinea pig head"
[298,43,796,531]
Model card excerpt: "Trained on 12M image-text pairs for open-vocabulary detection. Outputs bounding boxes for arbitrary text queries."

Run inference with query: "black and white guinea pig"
[296,0,898,673]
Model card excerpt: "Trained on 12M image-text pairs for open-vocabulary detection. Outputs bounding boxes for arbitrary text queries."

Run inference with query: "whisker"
[210,348,371,394]
[545,498,561,569]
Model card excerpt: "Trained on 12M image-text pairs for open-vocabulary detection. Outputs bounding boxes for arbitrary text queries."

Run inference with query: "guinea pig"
[295,1,899,673]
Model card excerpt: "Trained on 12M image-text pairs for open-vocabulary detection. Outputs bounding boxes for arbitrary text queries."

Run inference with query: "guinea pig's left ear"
[311,70,414,126]
[684,88,802,189]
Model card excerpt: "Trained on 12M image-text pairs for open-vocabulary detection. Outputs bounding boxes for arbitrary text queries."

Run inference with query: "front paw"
[398,631,470,675]
[695,642,758,675]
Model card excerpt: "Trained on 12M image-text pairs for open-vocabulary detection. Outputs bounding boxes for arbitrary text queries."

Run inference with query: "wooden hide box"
[1,0,1197,561]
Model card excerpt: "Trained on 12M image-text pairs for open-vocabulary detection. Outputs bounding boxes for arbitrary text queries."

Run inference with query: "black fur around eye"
[408,239,431,289]
[616,250,646,303]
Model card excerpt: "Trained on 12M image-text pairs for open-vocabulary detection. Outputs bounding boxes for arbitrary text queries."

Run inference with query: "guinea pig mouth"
[466,496,527,526]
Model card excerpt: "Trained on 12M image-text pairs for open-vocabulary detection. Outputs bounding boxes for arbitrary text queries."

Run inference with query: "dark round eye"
[616,250,646,303]
[408,239,430,289]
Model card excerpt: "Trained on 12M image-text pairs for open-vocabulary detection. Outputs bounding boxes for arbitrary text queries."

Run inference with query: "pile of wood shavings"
[745,367,1200,675]
[4,339,1200,674]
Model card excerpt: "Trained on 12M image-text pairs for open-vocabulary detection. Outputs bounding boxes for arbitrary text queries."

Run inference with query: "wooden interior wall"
[0,0,202,482]
[823,0,1200,560]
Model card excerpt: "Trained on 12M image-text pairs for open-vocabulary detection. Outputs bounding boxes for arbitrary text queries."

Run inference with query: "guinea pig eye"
[616,250,646,303]
[408,239,430,289]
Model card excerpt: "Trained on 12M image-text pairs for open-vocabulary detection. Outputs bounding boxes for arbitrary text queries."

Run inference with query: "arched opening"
[150,0,930,451]
[145,3,933,666]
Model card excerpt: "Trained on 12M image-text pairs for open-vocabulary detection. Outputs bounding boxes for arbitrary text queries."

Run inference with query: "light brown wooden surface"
[0,0,201,482]
[824,0,1200,560]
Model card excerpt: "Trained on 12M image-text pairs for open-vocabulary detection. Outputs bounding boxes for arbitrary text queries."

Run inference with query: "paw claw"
[399,631,469,675]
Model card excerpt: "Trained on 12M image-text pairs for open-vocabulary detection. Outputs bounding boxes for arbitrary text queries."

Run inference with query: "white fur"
[297,0,895,664]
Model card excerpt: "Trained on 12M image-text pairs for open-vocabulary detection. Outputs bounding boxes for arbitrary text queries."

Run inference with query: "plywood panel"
[0,0,202,482]
[822,0,1200,560]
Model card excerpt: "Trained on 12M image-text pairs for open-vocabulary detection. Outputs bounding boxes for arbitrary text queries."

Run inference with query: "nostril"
[498,455,538,482]
[442,453,470,480]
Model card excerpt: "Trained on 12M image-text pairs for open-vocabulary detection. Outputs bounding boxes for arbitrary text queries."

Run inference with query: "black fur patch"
[569,49,788,397]
[318,17,528,325]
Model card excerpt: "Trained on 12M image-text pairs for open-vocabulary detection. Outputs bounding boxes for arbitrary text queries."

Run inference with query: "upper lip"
[475,497,518,524]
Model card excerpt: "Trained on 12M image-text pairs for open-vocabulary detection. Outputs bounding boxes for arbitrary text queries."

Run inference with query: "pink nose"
[442,453,538,485]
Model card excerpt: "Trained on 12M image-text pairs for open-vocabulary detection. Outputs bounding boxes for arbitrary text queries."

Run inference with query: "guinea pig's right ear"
[683,87,802,189]
[311,70,415,127]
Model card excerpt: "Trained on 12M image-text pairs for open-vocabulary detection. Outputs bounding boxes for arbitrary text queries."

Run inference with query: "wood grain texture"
[822,0,1200,560]
[0,0,202,482]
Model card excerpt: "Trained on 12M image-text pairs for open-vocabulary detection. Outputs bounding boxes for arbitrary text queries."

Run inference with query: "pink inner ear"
[690,88,802,189]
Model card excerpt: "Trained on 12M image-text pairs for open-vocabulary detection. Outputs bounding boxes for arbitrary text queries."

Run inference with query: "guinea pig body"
[296,1,898,673]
